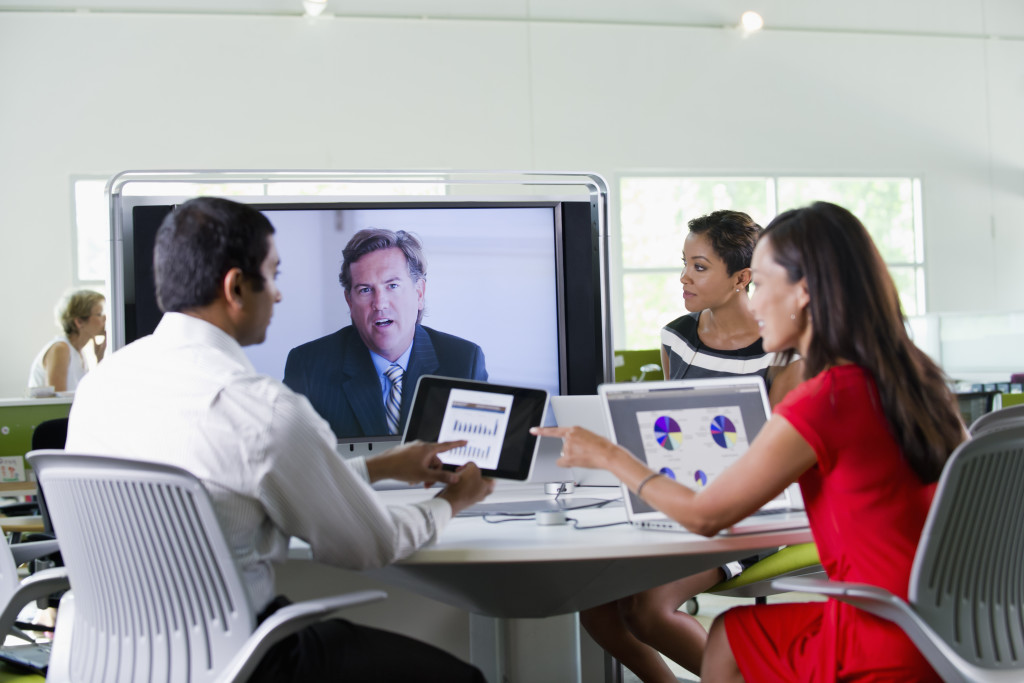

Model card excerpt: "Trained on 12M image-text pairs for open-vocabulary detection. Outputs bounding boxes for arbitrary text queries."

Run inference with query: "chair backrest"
[28,450,256,683]
[612,349,664,383]
[29,417,67,535]
[908,425,1024,671]
[0,538,23,630]
[967,402,1024,437]
[30,418,68,451]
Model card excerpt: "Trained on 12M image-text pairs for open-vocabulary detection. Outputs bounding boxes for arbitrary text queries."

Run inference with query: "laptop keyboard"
[0,641,51,674]
[748,506,804,516]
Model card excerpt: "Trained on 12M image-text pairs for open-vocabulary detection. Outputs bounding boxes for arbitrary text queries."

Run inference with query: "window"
[73,178,112,285]
[616,176,924,350]
[72,178,445,290]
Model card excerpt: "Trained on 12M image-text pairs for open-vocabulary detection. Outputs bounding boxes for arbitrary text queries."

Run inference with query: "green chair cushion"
[709,542,820,593]
[0,666,45,683]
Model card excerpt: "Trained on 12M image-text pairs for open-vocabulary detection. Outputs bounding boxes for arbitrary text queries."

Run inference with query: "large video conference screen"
[121,198,607,444]
[252,205,560,395]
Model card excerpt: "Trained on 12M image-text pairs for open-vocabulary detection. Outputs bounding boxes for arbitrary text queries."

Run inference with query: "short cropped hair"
[338,228,427,292]
[154,197,275,313]
[687,210,762,277]
[59,289,105,336]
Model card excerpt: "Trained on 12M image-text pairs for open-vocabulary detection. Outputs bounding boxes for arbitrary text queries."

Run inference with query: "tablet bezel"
[401,375,549,481]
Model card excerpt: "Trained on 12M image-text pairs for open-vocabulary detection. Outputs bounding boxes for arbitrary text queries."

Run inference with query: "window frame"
[611,172,926,350]
[71,175,448,290]
[71,175,112,289]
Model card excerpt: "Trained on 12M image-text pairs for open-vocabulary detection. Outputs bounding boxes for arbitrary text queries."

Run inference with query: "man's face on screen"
[345,247,425,362]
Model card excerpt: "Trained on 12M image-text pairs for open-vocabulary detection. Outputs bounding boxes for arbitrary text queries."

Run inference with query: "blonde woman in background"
[28,289,107,393]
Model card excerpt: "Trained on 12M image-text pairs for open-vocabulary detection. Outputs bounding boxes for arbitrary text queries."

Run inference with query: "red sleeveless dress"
[724,365,941,682]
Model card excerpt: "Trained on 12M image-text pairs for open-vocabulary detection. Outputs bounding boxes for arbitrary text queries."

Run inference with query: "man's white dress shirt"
[65,313,452,612]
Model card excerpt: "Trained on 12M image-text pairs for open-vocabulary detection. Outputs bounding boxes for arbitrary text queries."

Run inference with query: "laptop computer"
[549,394,620,487]
[598,376,807,535]
[0,640,50,675]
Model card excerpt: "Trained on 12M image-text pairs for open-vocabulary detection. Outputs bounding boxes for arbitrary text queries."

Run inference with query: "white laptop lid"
[598,376,797,528]
[549,395,619,486]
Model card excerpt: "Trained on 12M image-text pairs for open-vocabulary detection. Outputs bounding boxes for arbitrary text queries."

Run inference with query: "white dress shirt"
[65,312,452,612]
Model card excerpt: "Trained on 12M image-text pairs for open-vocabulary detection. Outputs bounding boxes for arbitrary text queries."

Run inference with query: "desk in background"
[0,484,44,539]
[0,399,72,460]
[286,484,811,683]
[955,389,1024,426]
[0,515,44,536]
[1001,392,1024,409]
[0,399,69,523]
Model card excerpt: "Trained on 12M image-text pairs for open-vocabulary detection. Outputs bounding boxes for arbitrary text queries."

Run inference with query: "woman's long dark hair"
[762,202,961,483]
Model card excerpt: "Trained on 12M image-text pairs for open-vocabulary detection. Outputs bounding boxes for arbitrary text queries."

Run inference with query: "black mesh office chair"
[30,419,67,451]
[28,418,68,536]
[25,418,67,608]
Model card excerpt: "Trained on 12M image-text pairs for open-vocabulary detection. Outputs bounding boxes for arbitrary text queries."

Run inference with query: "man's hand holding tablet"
[403,375,550,481]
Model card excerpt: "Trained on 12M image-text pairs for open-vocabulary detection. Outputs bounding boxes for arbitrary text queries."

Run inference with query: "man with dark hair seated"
[66,196,492,682]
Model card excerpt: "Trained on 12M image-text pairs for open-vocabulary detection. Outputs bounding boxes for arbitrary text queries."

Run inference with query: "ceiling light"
[303,0,327,17]
[740,11,764,33]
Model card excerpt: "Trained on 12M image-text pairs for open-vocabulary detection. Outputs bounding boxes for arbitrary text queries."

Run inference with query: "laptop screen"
[600,377,771,516]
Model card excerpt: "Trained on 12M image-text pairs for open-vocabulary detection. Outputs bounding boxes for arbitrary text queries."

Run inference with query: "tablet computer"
[402,375,549,481]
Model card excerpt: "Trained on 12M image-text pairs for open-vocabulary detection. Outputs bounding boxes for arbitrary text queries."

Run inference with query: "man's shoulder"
[81,333,156,380]
[288,327,360,357]
[419,325,483,352]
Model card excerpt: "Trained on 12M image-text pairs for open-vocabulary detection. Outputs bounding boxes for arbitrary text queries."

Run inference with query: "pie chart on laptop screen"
[654,415,682,450]
[710,415,738,448]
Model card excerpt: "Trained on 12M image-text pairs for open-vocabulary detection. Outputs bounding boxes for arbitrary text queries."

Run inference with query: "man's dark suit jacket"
[283,324,488,439]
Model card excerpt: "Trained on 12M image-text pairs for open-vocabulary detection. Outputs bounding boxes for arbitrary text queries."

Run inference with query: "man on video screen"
[285,228,488,439]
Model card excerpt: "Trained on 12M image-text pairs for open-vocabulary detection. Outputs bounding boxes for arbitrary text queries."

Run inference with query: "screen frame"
[107,171,613,461]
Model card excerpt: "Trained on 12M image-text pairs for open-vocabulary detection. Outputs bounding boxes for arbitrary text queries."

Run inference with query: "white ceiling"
[0,0,1022,38]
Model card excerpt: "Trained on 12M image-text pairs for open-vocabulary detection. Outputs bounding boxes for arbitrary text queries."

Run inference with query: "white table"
[289,483,812,682]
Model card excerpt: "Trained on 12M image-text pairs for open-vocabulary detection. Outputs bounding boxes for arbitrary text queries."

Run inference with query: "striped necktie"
[384,363,404,435]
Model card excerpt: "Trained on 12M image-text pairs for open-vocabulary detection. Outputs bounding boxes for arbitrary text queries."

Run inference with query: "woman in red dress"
[534,201,965,681]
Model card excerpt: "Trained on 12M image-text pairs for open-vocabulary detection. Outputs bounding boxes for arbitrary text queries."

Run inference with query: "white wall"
[1,6,1023,396]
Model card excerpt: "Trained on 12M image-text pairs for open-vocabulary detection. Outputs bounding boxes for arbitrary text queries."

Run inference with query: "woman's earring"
[790,313,796,320]
[735,288,741,293]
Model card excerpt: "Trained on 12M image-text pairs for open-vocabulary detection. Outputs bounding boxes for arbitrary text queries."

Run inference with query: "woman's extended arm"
[532,415,816,536]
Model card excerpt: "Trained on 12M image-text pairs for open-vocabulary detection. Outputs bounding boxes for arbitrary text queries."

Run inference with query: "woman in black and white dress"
[580,210,801,682]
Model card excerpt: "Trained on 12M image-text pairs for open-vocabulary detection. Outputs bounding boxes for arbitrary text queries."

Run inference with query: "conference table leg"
[469,613,581,683]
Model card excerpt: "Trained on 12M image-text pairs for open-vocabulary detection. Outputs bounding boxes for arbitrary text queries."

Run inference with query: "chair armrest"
[10,539,60,566]
[217,589,387,683]
[17,565,68,590]
[0,566,70,641]
[770,577,972,683]
[771,576,900,601]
